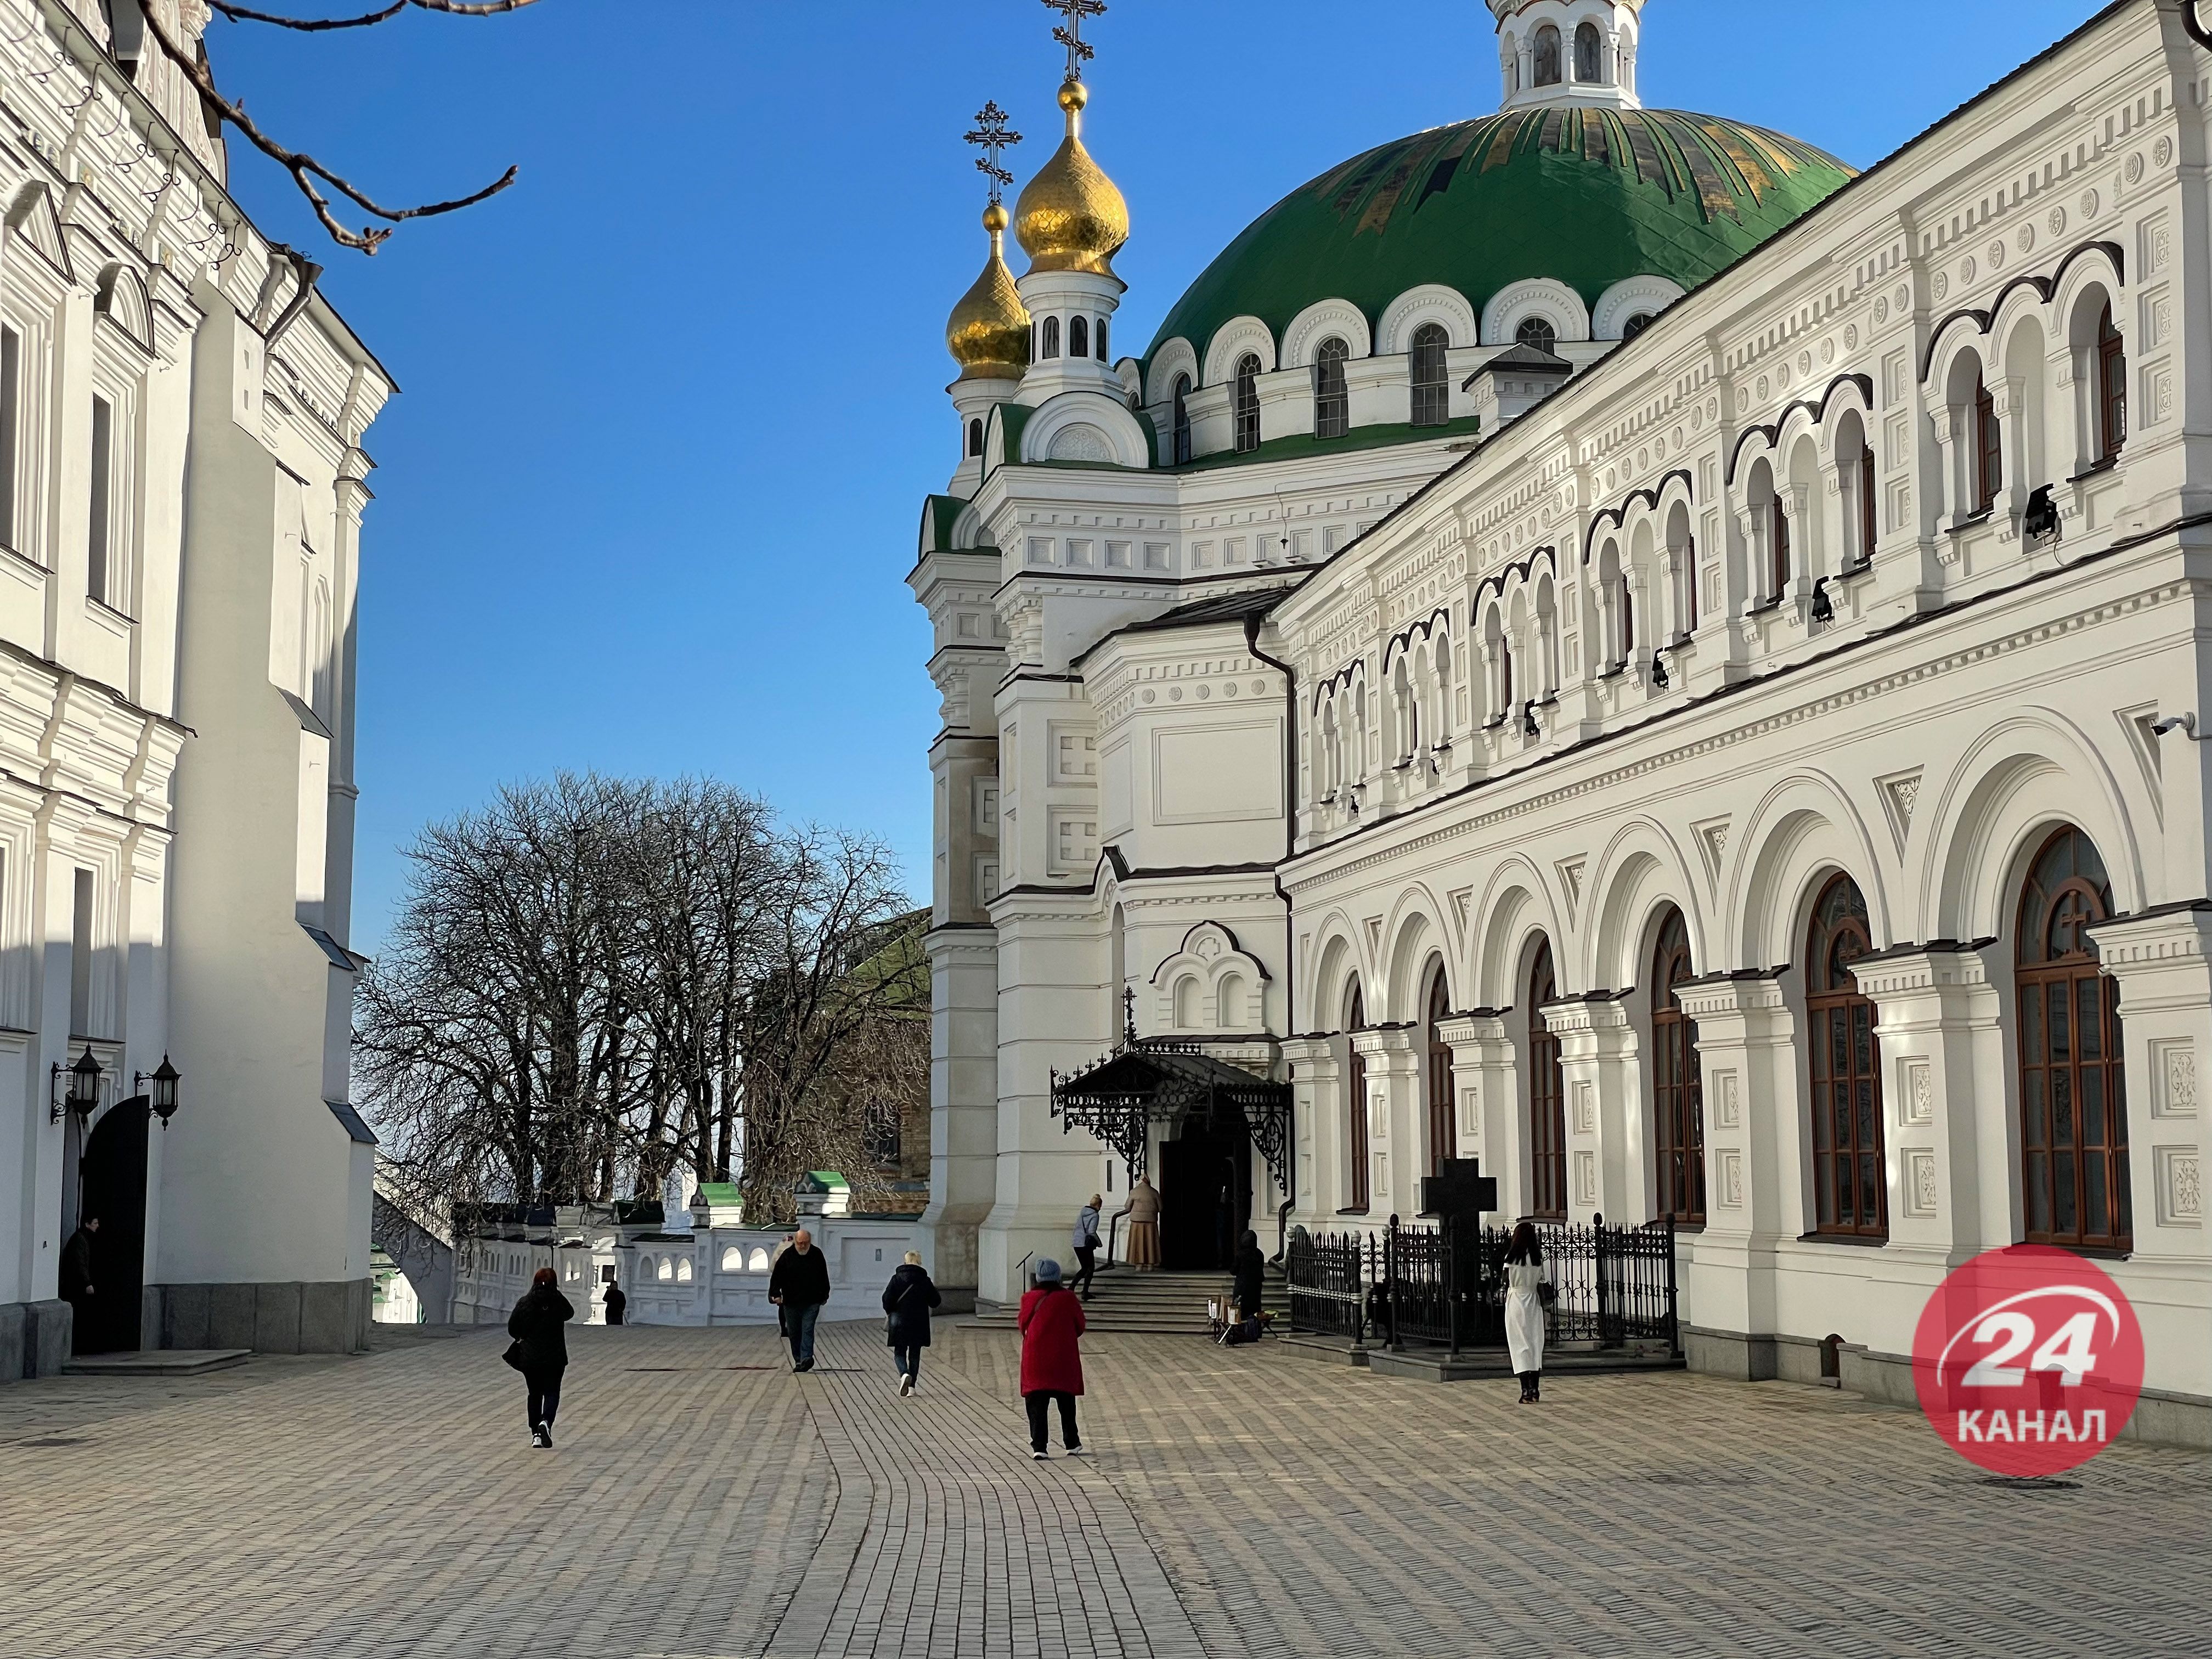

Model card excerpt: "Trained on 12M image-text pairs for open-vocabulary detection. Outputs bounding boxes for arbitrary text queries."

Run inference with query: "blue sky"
[204,0,2104,950]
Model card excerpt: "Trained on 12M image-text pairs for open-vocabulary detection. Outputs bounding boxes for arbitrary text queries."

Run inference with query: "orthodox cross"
[1041,0,1105,83]
[1122,982,1137,1046]
[964,101,1023,205]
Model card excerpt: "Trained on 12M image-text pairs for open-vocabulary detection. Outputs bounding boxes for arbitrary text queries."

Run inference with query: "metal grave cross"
[1420,1156,1499,1223]
[1042,0,1106,83]
[964,101,1023,205]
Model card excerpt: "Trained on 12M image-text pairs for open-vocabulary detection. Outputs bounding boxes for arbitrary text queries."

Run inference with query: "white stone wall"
[0,0,390,1353]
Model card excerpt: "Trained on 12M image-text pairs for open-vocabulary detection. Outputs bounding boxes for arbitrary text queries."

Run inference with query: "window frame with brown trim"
[1806,873,1887,1239]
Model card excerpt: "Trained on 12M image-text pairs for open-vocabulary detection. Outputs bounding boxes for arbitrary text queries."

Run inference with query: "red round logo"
[1912,1244,2143,1476]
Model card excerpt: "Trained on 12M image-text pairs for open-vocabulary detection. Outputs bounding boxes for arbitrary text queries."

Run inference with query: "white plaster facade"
[0,0,390,1370]
[915,2,2212,1438]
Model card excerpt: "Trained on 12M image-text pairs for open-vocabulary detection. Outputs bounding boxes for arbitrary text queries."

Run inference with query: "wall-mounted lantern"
[138,1056,182,1128]
[50,1046,102,1124]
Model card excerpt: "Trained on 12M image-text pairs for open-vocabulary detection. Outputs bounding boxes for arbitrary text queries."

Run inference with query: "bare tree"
[127,0,542,252]
[357,775,926,1227]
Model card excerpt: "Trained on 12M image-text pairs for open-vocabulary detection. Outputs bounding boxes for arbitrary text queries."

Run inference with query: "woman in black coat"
[881,1252,941,1396]
[507,1268,574,1449]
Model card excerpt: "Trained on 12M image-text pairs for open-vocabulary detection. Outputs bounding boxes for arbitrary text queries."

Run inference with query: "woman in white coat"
[1503,1221,1553,1403]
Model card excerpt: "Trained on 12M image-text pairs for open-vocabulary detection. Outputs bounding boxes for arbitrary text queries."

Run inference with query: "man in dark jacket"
[507,1268,574,1449]
[1230,1229,1266,1323]
[881,1252,940,1396]
[602,1279,627,1327]
[60,1216,99,1354]
[769,1228,832,1372]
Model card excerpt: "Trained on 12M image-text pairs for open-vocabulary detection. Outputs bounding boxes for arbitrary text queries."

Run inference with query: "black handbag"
[502,1339,528,1372]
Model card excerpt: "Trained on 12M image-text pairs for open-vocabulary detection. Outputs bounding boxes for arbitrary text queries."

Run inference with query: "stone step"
[64,1348,251,1377]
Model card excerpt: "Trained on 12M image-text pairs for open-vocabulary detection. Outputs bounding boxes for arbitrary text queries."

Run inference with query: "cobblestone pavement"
[1,1318,2204,1659]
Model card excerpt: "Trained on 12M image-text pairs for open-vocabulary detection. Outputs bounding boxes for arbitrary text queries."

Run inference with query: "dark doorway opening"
[77,1099,149,1354]
[1159,1119,1249,1272]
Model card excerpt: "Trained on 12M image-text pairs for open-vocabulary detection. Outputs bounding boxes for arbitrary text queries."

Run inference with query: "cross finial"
[964,101,1024,206]
[1122,982,1137,1046]
[1041,0,1106,85]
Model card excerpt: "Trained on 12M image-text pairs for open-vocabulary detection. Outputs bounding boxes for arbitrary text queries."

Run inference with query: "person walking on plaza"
[1124,1175,1161,1271]
[1018,1259,1087,1458]
[601,1278,627,1327]
[770,1227,832,1373]
[1504,1221,1553,1404]
[1071,1194,1104,1300]
[882,1250,940,1395]
[1229,1228,1266,1323]
[507,1267,574,1449]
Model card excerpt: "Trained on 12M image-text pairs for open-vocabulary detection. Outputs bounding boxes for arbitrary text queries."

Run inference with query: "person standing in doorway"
[507,1267,574,1449]
[1018,1259,1087,1458]
[1125,1176,1160,1272]
[882,1250,940,1395]
[60,1215,99,1353]
[1071,1195,1103,1301]
[769,1227,832,1372]
[601,1278,627,1327]
[1504,1221,1553,1403]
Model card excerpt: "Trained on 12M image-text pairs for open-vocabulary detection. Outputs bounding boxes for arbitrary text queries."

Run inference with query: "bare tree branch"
[137,2,524,252]
[211,0,542,30]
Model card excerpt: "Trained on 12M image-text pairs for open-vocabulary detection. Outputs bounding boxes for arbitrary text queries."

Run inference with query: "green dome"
[1148,106,1855,366]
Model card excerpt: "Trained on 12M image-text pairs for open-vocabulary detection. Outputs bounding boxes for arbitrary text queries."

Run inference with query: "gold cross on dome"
[964,101,1024,205]
[1042,0,1106,84]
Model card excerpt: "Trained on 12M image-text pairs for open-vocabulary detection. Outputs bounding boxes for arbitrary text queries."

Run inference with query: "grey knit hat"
[1034,1258,1063,1284]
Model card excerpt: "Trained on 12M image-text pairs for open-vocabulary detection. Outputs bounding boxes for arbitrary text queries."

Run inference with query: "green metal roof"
[1148,108,1854,371]
[696,1182,741,1205]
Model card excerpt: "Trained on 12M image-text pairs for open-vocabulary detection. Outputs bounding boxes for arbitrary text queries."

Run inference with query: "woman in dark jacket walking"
[881,1251,941,1396]
[507,1267,574,1449]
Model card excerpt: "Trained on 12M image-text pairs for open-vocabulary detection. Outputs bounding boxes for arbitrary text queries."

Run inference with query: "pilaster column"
[2087,906,2212,1263]
[921,925,998,1297]
[1350,1026,1421,1220]
[1931,405,1967,533]
[1993,376,2032,524]
[1673,971,1797,1338]
[1280,1036,1337,1231]
[1850,943,2007,1262]
[1544,994,1639,1223]
[1435,1011,1514,1218]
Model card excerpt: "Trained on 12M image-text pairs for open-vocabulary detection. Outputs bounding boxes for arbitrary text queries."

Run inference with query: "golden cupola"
[946,202,1032,381]
[1014,80,1129,278]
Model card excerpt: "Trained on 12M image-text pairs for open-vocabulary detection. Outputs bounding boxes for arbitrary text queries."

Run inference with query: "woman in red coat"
[1017,1257,1087,1458]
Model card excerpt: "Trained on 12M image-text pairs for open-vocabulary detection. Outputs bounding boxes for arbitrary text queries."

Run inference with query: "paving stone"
[0,1319,2203,1658]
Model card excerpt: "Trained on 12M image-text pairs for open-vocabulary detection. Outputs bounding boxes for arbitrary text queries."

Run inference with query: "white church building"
[0,0,386,1372]
[915,0,2212,1442]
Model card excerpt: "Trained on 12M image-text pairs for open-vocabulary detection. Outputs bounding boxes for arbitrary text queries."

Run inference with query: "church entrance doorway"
[1159,1118,1249,1272]
[77,1098,150,1354]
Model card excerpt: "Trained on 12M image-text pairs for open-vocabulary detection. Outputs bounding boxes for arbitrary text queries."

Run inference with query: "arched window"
[1426,970,1455,1176]
[1068,315,1088,360]
[1533,23,1561,86]
[1346,986,1370,1211]
[1666,505,1698,635]
[1095,316,1110,362]
[1650,907,1706,1225]
[1622,313,1654,342]
[1172,374,1193,465]
[748,1246,770,1271]
[1234,353,1262,453]
[1768,491,1792,599]
[1575,20,1602,82]
[1218,973,1248,1030]
[1528,940,1567,1219]
[2096,304,2126,462]
[1314,337,1350,440]
[1497,628,1515,718]
[2016,827,2130,1249]
[1410,323,1449,427]
[1175,975,1201,1029]
[1516,316,1558,354]
[1041,315,1061,359]
[1974,371,2002,511]
[1807,874,1886,1238]
[967,417,984,458]
[1616,569,1635,665]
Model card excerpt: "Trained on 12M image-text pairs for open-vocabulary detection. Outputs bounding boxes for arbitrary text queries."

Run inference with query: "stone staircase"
[966,1262,1289,1336]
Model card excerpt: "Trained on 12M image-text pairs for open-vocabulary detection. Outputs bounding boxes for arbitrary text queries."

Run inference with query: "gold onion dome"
[946,203,1032,380]
[1014,81,1129,276]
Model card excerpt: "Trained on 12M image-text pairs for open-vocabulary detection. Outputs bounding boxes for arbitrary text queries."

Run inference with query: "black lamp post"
[50,1046,102,1124]
[138,1055,182,1128]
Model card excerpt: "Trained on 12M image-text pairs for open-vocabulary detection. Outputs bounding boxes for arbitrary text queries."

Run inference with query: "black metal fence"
[1285,1214,1679,1356]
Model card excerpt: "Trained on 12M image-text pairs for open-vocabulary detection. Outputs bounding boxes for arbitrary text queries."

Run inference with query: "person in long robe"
[1124,1176,1161,1270]
[1504,1220,1551,1403]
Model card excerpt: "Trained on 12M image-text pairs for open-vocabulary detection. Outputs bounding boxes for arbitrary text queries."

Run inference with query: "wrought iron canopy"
[1049,1040,1293,1198]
